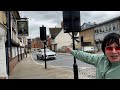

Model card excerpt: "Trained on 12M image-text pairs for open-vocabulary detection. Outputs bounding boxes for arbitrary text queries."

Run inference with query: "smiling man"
[65,32,120,79]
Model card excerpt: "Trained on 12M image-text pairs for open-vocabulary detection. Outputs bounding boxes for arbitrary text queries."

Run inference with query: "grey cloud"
[81,11,120,25]
[19,11,120,39]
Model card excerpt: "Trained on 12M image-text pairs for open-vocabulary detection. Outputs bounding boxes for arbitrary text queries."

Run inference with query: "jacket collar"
[104,55,120,66]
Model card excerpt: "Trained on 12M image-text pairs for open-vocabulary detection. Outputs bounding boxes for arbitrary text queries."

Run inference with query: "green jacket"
[71,50,120,79]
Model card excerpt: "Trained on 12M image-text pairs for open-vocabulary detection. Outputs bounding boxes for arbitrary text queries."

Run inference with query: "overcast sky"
[19,11,120,39]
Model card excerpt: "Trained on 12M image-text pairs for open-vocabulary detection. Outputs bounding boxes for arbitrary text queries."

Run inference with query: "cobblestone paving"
[51,66,96,79]
[78,68,96,79]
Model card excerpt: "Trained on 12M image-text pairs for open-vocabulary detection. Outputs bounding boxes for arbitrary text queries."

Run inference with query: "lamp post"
[63,11,80,79]
[44,40,47,69]
[70,12,79,79]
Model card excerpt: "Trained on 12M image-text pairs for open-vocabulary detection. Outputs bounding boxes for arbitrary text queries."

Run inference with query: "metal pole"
[71,12,79,79]
[6,11,11,75]
[44,40,47,69]
[17,46,19,61]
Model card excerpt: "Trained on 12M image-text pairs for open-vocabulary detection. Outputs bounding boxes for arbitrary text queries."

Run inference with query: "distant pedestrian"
[65,32,120,79]
[25,49,27,57]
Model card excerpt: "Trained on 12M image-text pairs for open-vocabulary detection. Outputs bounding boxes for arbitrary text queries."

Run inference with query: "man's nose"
[111,48,117,53]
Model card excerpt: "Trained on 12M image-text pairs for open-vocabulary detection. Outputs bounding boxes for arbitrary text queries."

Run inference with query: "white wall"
[0,25,8,78]
[12,47,18,58]
[55,29,72,51]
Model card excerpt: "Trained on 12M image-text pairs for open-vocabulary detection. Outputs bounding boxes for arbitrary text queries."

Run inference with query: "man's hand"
[64,46,73,54]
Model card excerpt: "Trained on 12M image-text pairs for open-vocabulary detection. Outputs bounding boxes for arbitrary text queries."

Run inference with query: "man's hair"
[101,32,120,54]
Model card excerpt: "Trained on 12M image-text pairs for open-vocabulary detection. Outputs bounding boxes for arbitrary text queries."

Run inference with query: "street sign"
[17,20,29,36]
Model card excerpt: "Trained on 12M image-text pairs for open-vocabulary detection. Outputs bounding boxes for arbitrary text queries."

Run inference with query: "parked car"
[36,48,56,60]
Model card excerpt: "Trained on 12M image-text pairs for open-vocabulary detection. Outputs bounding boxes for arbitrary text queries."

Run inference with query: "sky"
[19,11,120,39]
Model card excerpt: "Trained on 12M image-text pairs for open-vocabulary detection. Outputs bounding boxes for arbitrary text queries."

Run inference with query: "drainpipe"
[6,11,11,76]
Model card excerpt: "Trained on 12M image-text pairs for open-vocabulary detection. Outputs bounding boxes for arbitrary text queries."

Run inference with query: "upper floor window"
[100,28,102,33]
[117,21,119,29]
[109,25,111,31]
[113,23,116,30]
[113,26,115,30]
[106,26,109,32]
[102,26,105,32]
[94,30,97,33]
[11,14,17,31]
[96,29,99,33]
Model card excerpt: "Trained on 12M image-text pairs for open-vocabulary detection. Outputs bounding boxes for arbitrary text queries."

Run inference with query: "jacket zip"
[103,61,112,79]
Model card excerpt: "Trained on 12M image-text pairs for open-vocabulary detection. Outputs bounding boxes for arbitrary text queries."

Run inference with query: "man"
[65,32,120,79]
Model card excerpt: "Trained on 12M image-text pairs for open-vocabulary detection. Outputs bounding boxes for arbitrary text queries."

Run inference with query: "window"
[12,15,16,30]
[100,29,102,32]
[106,25,109,32]
[97,29,98,33]
[109,25,111,31]
[95,30,97,34]
[113,26,115,30]
[113,23,116,30]
[117,22,119,29]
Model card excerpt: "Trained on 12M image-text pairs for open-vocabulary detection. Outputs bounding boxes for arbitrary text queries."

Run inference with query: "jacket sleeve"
[71,50,104,67]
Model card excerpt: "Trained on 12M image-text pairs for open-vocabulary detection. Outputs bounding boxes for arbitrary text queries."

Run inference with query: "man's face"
[105,43,120,63]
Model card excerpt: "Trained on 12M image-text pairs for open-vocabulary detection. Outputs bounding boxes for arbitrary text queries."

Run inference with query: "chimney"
[61,21,63,29]
[94,22,96,25]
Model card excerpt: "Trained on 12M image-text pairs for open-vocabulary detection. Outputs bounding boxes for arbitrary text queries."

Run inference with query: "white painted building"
[54,29,72,51]
[0,22,7,78]
[0,11,27,79]
[49,28,73,52]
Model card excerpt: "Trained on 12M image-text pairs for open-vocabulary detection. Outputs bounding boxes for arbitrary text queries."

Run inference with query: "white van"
[81,46,95,53]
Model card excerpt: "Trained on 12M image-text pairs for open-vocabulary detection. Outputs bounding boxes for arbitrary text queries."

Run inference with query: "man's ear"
[119,39,120,44]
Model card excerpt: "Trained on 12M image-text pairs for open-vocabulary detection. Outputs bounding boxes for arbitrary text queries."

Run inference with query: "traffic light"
[63,11,80,33]
[40,27,46,40]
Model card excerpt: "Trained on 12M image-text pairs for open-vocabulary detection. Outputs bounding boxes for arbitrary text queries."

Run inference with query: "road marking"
[31,54,44,65]
[31,53,94,70]
[49,65,92,69]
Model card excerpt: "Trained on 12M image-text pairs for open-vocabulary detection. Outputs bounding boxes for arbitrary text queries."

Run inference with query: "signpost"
[63,11,81,79]
[17,19,29,37]
[40,25,47,69]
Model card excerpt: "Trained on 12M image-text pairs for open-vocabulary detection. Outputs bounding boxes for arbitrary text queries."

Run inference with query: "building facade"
[94,16,120,51]
[31,37,44,51]
[0,11,7,79]
[0,11,27,79]
[79,23,96,51]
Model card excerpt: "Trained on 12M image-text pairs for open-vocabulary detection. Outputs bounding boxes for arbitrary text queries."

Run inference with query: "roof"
[94,15,120,28]
[13,11,21,19]
[49,27,62,39]
[81,22,96,31]
[80,16,120,32]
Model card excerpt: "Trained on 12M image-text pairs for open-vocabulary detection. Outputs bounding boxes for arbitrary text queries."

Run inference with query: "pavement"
[9,53,96,79]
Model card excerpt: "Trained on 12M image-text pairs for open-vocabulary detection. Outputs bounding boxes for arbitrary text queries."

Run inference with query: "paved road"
[32,52,95,68]
[31,52,96,79]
